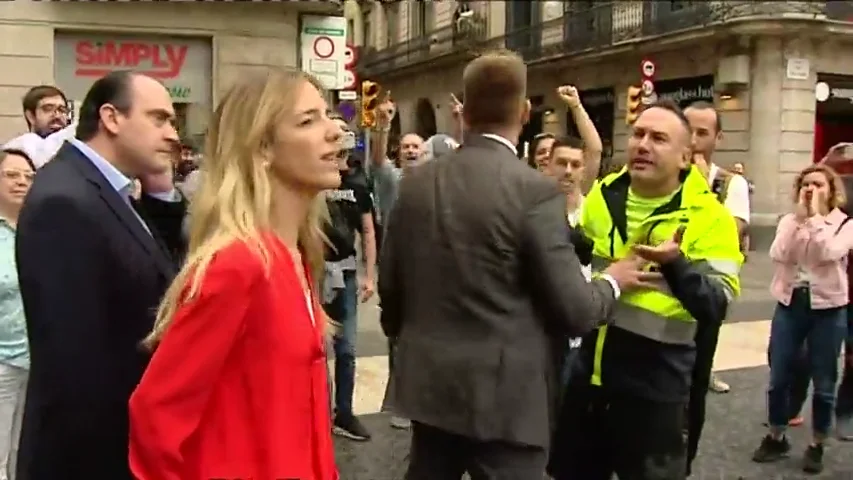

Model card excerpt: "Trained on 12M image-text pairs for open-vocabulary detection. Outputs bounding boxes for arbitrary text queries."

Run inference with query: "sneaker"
[709,374,730,393]
[802,443,824,474]
[837,416,853,441]
[333,413,372,441]
[752,434,791,463]
[390,415,412,430]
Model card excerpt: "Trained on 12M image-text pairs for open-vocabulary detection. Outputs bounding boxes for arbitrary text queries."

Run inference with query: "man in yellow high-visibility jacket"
[547,99,742,480]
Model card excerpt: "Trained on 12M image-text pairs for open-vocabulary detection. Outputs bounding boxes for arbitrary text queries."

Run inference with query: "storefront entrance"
[814,73,853,169]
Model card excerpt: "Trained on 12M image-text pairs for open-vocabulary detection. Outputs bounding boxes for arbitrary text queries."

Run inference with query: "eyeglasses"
[1,170,34,182]
[37,104,68,116]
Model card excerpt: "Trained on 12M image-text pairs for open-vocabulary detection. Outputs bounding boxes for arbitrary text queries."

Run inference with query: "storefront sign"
[654,75,715,108]
[54,34,212,105]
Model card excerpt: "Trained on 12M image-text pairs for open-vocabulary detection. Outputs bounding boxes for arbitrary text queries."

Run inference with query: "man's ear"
[99,104,122,136]
[23,110,36,129]
[715,129,723,144]
[520,99,531,126]
[679,147,692,169]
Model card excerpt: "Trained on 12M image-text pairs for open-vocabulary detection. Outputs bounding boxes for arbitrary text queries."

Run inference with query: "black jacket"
[16,143,185,480]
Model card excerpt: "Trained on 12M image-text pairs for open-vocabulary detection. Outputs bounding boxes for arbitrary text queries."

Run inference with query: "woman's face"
[800,171,831,205]
[270,80,343,193]
[0,153,34,209]
[534,137,555,169]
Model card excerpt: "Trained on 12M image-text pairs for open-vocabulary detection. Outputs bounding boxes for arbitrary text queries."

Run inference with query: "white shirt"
[567,194,592,281]
[709,163,750,224]
[481,133,518,155]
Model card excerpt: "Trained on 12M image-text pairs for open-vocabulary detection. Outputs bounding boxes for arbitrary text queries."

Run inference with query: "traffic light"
[360,80,380,128]
[625,85,642,125]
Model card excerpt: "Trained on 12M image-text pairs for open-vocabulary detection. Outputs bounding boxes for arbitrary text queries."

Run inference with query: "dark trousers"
[548,383,687,480]
[836,306,853,419]
[323,270,359,416]
[769,343,811,420]
[406,422,547,480]
[685,313,723,474]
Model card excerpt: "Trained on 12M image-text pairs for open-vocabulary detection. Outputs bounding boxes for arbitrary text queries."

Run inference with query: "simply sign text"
[75,41,189,80]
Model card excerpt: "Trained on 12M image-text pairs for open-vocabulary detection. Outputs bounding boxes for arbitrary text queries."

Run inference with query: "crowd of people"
[0,47,843,480]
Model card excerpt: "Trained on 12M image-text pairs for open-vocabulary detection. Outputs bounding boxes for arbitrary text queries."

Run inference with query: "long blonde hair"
[144,68,329,348]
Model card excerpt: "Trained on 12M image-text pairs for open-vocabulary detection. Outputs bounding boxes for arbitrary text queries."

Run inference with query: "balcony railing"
[360,1,851,76]
[360,13,489,75]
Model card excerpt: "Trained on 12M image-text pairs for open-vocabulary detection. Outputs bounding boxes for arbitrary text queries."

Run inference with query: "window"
[410,1,433,39]
[363,13,372,47]
[384,3,400,47]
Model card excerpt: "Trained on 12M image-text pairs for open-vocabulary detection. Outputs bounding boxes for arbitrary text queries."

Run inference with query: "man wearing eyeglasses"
[21,86,69,138]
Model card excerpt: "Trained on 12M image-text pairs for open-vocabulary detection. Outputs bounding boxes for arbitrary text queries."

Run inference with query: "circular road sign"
[641,79,655,96]
[313,36,335,59]
[642,60,656,78]
[343,45,357,67]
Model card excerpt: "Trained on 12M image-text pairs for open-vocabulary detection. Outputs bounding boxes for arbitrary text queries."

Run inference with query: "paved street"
[335,254,853,479]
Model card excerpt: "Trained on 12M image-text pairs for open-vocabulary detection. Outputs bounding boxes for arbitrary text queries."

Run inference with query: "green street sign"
[303,27,345,36]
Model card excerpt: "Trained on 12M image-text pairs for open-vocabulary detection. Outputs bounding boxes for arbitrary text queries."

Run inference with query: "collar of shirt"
[567,194,585,227]
[68,138,132,197]
[480,133,518,156]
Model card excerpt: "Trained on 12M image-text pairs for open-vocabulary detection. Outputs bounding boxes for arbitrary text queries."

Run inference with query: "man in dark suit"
[378,50,652,479]
[15,71,184,480]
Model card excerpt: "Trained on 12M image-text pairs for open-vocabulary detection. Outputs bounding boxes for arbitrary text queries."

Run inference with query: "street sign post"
[300,16,348,90]
[640,59,656,105]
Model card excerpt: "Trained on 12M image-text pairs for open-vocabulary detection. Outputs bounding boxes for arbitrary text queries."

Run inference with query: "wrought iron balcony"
[360,1,851,77]
[360,12,489,76]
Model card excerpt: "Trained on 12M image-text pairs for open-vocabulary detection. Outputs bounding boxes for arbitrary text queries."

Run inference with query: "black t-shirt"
[324,169,373,261]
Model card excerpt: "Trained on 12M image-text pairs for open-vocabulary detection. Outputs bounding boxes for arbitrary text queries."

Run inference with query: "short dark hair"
[550,135,584,154]
[75,71,137,142]
[22,85,67,128]
[0,149,37,171]
[684,100,722,132]
[462,50,527,131]
[639,99,692,141]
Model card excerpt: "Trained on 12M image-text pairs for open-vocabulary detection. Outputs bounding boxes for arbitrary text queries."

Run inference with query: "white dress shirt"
[709,163,750,224]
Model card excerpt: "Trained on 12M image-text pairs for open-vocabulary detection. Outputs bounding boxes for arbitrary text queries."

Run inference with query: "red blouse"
[129,236,337,480]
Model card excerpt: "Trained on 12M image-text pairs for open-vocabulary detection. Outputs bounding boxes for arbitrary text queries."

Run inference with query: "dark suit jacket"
[378,134,616,448]
[15,143,182,480]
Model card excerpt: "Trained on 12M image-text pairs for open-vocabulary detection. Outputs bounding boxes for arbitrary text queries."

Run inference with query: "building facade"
[0,0,339,142]
[355,0,853,232]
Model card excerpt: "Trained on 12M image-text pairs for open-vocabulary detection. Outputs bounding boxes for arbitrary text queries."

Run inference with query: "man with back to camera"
[547,99,742,480]
[323,114,377,441]
[15,71,185,480]
[378,50,655,479]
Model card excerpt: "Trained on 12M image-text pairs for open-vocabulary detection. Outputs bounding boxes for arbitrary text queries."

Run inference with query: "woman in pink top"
[752,164,853,474]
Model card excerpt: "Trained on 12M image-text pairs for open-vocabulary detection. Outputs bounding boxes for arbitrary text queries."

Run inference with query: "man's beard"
[35,124,63,138]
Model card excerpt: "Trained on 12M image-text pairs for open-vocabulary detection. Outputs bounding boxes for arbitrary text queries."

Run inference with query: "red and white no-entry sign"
[313,36,335,59]
[344,45,358,67]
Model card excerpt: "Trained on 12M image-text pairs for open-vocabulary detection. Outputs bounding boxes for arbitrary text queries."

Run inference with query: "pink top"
[770,208,853,309]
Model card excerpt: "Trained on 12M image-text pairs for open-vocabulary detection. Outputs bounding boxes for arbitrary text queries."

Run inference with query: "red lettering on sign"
[74,41,189,80]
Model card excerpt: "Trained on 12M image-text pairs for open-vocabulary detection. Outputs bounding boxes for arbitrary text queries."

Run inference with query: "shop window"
[814,73,853,164]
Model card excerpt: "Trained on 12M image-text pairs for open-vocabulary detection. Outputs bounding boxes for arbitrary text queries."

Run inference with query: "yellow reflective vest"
[577,166,742,398]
